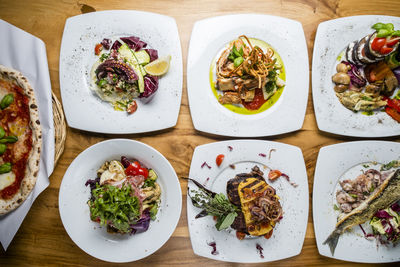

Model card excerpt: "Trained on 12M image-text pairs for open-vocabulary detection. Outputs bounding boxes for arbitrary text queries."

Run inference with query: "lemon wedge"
[144,55,171,76]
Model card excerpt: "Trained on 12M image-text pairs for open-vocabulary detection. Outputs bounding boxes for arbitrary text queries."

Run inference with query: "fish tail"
[323,230,340,256]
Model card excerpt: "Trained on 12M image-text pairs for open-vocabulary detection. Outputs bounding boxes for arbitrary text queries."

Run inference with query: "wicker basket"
[52,92,66,165]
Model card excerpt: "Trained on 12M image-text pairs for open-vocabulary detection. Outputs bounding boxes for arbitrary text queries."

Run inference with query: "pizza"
[0,65,42,215]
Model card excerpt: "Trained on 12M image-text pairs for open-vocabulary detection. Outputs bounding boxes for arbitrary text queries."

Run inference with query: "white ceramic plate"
[0,19,54,250]
[187,14,309,137]
[59,139,182,262]
[312,15,400,137]
[187,140,308,262]
[59,10,182,133]
[313,141,400,263]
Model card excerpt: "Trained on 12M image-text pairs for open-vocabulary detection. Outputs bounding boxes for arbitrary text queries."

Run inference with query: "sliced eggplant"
[351,38,364,66]
[356,35,376,64]
[345,41,357,64]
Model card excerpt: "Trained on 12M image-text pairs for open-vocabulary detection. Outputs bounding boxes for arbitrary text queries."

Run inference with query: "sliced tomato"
[127,101,137,114]
[125,161,141,176]
[264,229,273,239]
[380,46,393,55]
[371,37,386,52]
[137,167,149,179]
[236,231,246,240]
[216,154,225,167]
[385,106,400,123]
[386,37,400,47]
[94,43,103,55]
[268,170,282,181]
[386,98,400,113]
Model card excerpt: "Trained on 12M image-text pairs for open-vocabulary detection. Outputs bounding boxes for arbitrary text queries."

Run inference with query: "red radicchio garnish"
[374,210,393,219]
[101,38,112,50]
[201,161,211,169]
[111,40,122,51]
[393,67,400,84]
[227,145,233,151]
[258,153,266,157]
[120,36,147,52]
[130,210,151,235]
[145,49,158,62]
[120,156,131,168]
[140,75,159,98]
[391,202,400,212]
[342,61,366,88]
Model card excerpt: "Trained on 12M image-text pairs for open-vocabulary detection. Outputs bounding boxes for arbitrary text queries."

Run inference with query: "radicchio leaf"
[342,61,367,88]
[393,67,400,84]
[101,38,112,50]
[375,210,393,219]
[140,75,159,98]
[145,49,158,62]
[120,36,148,52]
[130,211,151,234]
[111,40,122,51]
[391,202,400,212]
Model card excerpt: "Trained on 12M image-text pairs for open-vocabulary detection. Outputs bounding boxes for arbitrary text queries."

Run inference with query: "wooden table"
[0,0,399,266]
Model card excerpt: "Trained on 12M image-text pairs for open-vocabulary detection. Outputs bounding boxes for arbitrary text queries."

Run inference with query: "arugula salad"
[85,156,161,234]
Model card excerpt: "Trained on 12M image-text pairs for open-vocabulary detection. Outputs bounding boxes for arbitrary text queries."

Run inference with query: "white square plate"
[313,141,400,263]
[59,10,182,134]
[187,140,308,262]
[187,14,309,137]
[312,15,400,137]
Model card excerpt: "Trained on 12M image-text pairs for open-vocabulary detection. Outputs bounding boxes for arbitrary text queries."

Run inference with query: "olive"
[0,126,5,139]
[0,136,18,144]
[0,144,6,155]
[0,162,12,174]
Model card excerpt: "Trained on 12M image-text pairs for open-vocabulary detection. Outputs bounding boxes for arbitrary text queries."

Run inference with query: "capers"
[0,162,12,174]
[0,136,18,144]
[0,126,5,139]
[0,94,14,109]
[0,144,6,155]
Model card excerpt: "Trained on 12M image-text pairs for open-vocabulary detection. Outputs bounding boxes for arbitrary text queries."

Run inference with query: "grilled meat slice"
[216,78,238,91]
[218,92,241,104]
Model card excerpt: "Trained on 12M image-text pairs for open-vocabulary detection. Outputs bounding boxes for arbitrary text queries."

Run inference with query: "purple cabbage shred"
[342,61,366,88]
[391,202,400,212]
[374,210,393,219]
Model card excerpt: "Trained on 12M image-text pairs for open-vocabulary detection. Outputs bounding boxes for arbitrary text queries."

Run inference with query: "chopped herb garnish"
[333,204,339,211]
[99,53,109,62]
[363,164,370,168]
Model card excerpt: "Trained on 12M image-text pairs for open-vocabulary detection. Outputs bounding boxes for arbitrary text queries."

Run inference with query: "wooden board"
[0,0,399,266]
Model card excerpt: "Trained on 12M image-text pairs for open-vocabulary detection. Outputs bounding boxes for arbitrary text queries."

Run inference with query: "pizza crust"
[0,65,42,215]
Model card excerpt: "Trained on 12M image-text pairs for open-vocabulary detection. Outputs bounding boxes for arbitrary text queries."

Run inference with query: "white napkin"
[0,19,55,250]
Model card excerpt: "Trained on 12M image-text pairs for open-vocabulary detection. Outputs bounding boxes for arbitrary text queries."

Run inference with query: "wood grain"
[0,0,399,266]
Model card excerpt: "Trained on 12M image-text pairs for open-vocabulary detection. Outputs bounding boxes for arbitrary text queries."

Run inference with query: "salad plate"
[59,139,182,262]
[312,15,400,137]
[313,141,400,263]
[187,140,308,262]
[187,14,309,137]
[59,10,182,133]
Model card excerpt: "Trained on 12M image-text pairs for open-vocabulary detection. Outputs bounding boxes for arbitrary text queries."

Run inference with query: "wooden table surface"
[1,0,399,266]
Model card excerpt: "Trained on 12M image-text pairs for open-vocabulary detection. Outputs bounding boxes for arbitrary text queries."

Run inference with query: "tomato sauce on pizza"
[0,80,33,199]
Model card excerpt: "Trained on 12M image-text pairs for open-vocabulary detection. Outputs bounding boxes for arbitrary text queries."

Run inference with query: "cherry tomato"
[385,106,400,123]
[380,46,393,55]
[386,98,400,113]
[268,170,282,181]
[264,229,274,239]
[94,43,103,55]
[127,100,138,114]
[236,231,246,240]
[125,161,141,176]
[371,37,386,52]
[137,167,149,179]
[216,154,225,167]
[386,37,400,47]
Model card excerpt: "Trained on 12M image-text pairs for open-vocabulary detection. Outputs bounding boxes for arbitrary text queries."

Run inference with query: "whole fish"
[324,169,400,255]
